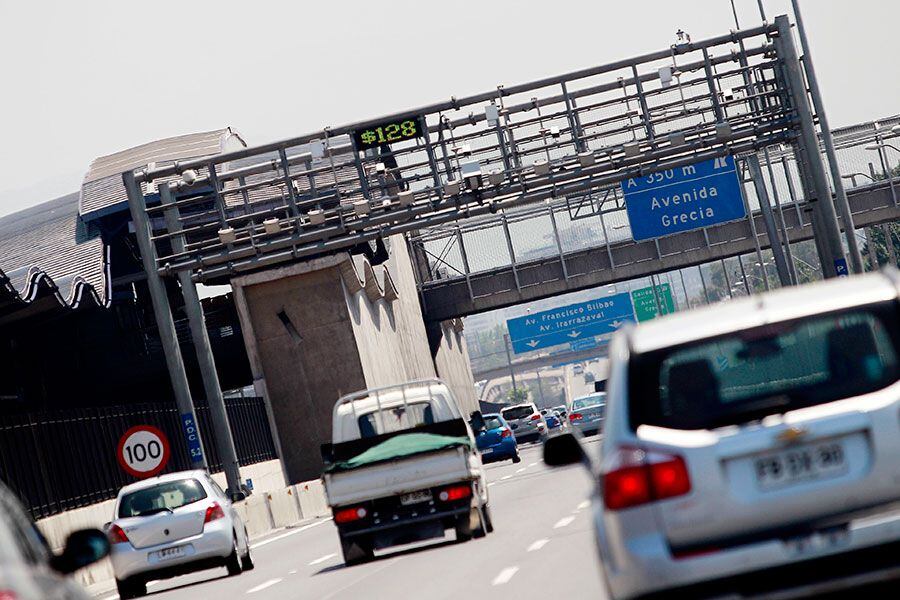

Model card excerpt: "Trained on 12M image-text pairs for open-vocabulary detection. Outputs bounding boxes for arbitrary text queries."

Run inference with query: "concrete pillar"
[231,235,477,482]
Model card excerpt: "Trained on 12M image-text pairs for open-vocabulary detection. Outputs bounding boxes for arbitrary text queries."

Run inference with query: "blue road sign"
[506,293,635,354]
[180,413,204,464]
[622,155,746,241]
[834,258,849,277]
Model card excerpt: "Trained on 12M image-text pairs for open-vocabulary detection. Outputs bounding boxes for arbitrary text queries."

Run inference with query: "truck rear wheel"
[340,535,374,566]
[456,505,487,541]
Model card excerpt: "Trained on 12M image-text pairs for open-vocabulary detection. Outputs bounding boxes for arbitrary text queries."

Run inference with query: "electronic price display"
[353,115,425,149]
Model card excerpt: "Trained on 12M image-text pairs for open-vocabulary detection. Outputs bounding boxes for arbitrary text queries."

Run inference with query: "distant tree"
[506,387,529,404]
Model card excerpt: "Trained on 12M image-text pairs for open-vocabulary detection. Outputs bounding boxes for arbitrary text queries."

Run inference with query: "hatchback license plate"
[754,442,847,490]
[153,545,186,561]
[481,448,494,454]
[400,490,432,506]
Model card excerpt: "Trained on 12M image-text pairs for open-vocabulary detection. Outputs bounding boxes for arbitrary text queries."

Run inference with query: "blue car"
[540,408,563,431]
[474,414,520,464]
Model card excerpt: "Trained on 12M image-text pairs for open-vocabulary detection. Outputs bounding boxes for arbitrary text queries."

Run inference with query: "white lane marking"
[527,538,550,552]
[487,482,496,487]
[308,552,337,566]
[251,517,332,549]
[289,569,298,574]
[500,475,512,481]
[515,467,526,473]
[528,462,538,467]
[492,566,520,586]
[577,500,590,510]
[554,516,576,529]
[247,578,283,594]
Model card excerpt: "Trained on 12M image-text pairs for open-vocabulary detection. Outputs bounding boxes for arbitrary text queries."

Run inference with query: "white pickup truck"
[320,379,491,565]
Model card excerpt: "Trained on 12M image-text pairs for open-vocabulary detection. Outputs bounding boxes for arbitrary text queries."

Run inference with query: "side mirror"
[543,432,588,468]
[320,443,335,465]
[469,411,486,432]
[50,529,110,575]
[229,490,247,502]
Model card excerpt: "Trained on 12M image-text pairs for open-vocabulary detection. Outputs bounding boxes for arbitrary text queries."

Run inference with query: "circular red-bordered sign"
[117,425,171,479]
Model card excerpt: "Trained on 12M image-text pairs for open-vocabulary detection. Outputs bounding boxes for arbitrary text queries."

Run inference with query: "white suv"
[501,403,547,444]
[546,270,900,599]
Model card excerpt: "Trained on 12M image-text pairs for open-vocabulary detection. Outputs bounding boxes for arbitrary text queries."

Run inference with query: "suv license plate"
[153,545,186,561]
[400,490,433,506]
[754,442,847,490]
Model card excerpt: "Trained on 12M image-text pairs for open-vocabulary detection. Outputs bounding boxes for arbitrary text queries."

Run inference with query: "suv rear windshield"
[629,304,900,430]
[501,406,534,420]
[119,479,207,518]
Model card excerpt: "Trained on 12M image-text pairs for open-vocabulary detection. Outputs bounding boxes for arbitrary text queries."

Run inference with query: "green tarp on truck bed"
[324,433,471,473]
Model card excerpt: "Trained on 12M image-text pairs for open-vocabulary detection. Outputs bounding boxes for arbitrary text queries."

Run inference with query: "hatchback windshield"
[119,479,208,518]
[483,416,504,430]
[501,406,534,420]
[630,305,900,430]
[572,394,605,411]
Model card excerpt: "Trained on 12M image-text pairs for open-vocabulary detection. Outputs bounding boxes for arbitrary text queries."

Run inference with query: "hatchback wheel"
[116,577,146,599]
[226,536,243,576]
[241,539,255,571]
[512,454,521,464]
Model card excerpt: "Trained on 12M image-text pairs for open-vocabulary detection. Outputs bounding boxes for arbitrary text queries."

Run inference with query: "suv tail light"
[437,484,472,502]
[334,506,368,524]
[569,413,583,422]
[107,524,130,545]
[530,414,541,421]
[204,502,225,524]
[603,447,691,510]
[500,428,512,438]
[0,591,18,600]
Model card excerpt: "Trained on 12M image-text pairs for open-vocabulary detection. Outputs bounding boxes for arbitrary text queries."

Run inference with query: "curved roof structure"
[0,128,246,324]
[0,192,108,318]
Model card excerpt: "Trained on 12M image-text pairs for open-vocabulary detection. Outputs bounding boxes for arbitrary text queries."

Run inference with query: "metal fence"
[0,397,277,519]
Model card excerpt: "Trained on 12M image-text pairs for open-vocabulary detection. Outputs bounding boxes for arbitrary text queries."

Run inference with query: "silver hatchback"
[501,403,547,443]
[108,471,254,599]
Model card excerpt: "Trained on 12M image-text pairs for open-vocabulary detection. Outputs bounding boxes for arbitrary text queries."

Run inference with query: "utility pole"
[123,171,208,470]
[790,0,864,274]
[160,183,243,496]
[503,333,517,402]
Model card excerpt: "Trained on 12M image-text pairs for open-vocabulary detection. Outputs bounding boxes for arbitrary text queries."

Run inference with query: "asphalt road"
[98,439,606,600]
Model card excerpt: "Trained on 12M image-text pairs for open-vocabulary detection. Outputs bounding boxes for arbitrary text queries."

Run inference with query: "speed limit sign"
[117,425,171,478]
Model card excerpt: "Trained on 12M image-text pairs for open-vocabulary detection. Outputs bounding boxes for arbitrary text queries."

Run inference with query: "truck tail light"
[204,502,225,524]
[334,506,368,524]
[602,447,691,510]
[107,524,130,545]
[437,485,472,502]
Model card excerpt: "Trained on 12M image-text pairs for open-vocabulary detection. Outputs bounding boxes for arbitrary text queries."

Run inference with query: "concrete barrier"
[267,486,302,529]
[295,479,330,519]
[234,492,274,538]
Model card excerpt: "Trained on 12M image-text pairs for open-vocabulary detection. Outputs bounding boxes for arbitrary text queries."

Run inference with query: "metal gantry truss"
[126,21,804,283]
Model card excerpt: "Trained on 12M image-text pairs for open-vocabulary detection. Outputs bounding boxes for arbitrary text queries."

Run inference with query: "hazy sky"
[0,0,897,217]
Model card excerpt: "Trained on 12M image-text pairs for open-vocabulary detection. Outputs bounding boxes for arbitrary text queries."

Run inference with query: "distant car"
[501,403,547,444]
[108,471,254,599]
[474,414,520,463]
[540,409,564,433]
[568,392,606,436]
[546,270,900,599]
[573,364,584,375]
[552,405,568,420]
[0,479,109,600]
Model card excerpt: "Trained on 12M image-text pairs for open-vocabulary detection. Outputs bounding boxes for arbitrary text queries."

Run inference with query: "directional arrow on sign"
[526,340,540,348]
[567,331,581,339]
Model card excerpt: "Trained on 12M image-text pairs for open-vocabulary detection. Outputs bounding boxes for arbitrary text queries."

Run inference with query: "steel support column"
[748,155,792,286]
[161,184,243,495]
[773,15,845,278]
[122,171,209,470]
